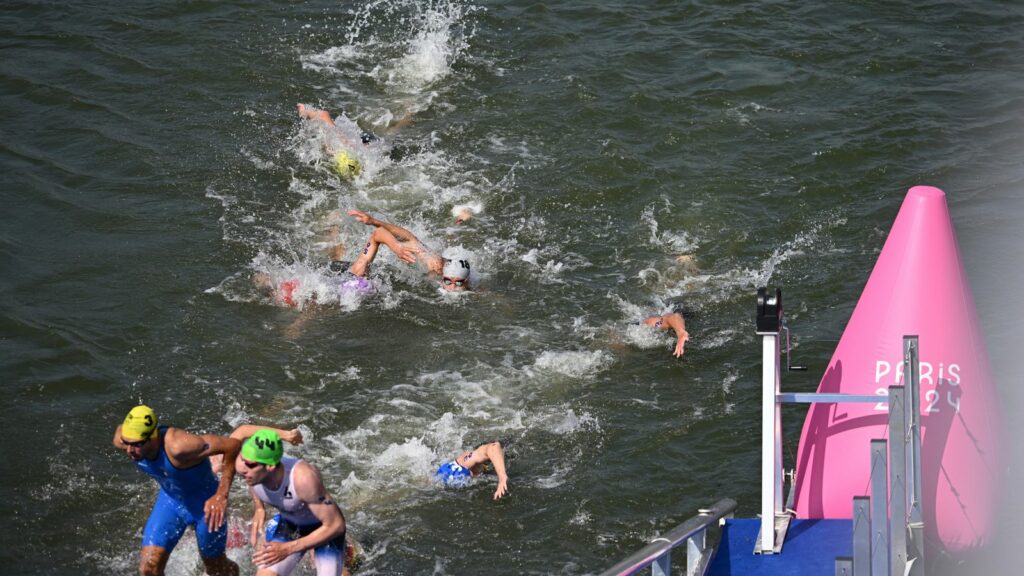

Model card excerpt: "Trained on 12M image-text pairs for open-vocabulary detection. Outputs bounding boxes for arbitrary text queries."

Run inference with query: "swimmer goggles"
[442,277,467,287]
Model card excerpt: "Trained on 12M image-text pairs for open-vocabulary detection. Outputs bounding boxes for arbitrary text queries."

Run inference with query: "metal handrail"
[599,498,737,576]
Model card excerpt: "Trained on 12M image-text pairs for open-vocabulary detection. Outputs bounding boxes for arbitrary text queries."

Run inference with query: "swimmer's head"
[241,430,284,467]
[333,151,363,179]
[442,258,471,292]
[436,461,473,487]
[121,405,158,442]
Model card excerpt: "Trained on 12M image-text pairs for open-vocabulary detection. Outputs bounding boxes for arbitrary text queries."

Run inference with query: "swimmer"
[297,103,413,178]
[228,426,352,576]
[253,222,377,310]
[641,310,689,358]
[112,406,242,576]
[435,441,509,500]
[348,209,473,292]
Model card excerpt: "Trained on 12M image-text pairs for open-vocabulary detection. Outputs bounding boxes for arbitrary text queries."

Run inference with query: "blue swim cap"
[436,461,472,486]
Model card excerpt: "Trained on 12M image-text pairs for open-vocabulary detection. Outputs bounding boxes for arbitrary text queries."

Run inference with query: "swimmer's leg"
[139,491,188,574]
[139,546,171,576]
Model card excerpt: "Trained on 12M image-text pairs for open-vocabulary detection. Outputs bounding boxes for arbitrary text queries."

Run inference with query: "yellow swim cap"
[121,405,158,441]
[333,151,362,179]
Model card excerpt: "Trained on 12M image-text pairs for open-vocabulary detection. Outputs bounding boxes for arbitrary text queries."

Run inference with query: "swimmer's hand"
[281,428,304,445]
[393,244,418,264]
[493,478,508,500]
[203,493,229,532]
[348,210,376,226]
[253,540,297,568]
[674,331,690,358]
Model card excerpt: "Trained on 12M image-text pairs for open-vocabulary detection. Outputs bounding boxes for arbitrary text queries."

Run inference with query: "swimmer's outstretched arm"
[348,210,419,243]
[228,424,303,445]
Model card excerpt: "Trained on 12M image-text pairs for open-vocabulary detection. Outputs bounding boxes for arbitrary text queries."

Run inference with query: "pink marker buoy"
[792,186,1002,555]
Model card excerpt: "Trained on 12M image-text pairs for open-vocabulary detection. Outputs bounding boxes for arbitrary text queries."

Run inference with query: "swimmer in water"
[348,209,473,292]
[297,103,413,179]
[112,406,242,576]
[252,217,378,309]
[641,310,689,358]
[435,441,509,500]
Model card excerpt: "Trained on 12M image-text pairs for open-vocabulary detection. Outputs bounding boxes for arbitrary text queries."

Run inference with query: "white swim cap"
[442,258,471,280]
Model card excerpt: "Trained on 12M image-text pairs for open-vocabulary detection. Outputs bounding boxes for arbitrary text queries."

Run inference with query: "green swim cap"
[333,151,362,179]
[241,430,284,466]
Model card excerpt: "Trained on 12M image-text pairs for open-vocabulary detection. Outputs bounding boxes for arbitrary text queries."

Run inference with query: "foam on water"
[531,350,613,379]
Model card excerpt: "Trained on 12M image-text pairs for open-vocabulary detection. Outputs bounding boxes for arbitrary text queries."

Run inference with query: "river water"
[2,1,1023,574]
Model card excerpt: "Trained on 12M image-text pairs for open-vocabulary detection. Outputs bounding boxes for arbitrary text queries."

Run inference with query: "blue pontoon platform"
[706,519,852,576]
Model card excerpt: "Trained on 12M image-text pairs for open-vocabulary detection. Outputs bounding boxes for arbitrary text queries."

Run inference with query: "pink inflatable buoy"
[792,186,1002,555]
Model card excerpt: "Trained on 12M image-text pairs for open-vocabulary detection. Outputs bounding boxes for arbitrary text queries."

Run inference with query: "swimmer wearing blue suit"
[436,441,509,500]
[113,405,242,576]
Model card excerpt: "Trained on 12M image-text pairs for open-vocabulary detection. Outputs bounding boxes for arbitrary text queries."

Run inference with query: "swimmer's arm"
[297,103,336,128]
[229,425,304,446]
[372,227,420,263]
[485,442,509,500]
[348,210,420,244]
[644,313,689,358]
[349,235,381,277]
[661,313,689,358]
[280,464,345,553]
[165,429,241,531]
[461,442,508,499]
[250,489,267,548]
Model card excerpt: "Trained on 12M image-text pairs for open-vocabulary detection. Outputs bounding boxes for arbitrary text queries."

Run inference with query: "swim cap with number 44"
[242,430,284,465]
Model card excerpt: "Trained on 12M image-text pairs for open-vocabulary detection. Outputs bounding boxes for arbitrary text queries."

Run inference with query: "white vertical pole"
[760,331,780,553]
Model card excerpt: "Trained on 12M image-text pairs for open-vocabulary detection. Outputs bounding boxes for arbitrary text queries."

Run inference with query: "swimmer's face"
[122,436,154,461]
[441,276,469,292]
[237,455,274,486]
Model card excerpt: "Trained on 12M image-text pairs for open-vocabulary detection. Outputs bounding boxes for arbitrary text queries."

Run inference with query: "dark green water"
[2,1,1023,574]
